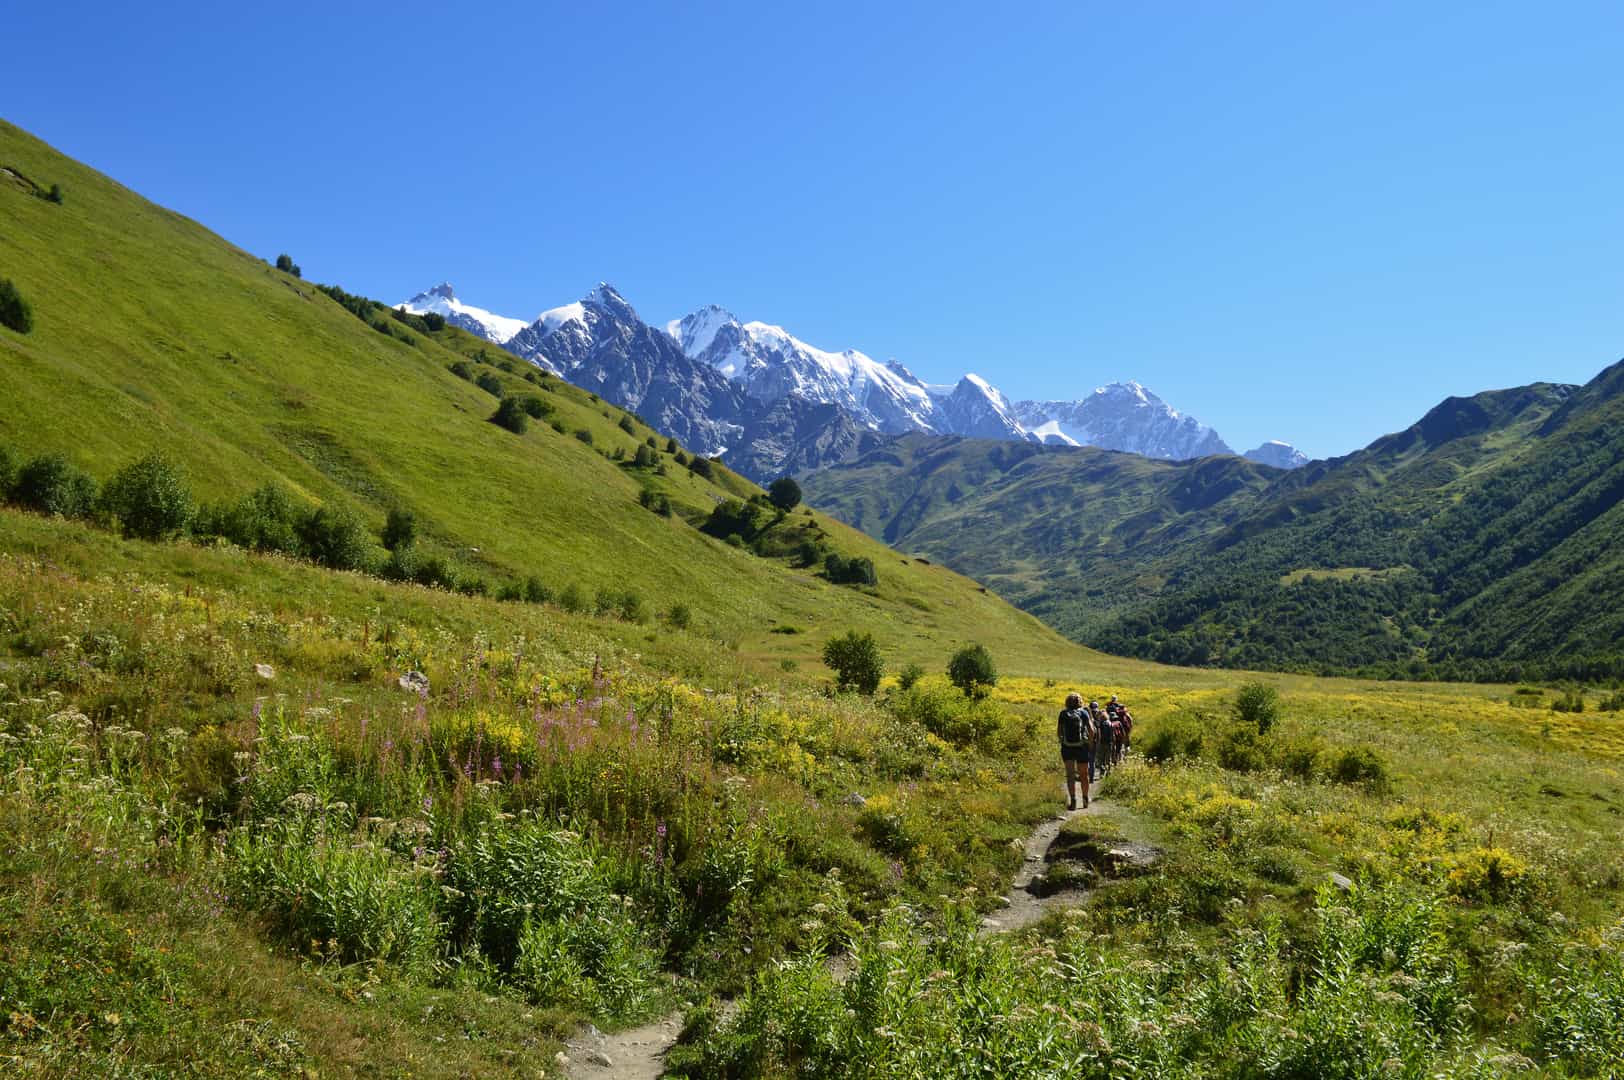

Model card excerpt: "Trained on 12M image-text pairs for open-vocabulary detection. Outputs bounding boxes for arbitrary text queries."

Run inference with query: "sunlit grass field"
[1,510,1620,1077]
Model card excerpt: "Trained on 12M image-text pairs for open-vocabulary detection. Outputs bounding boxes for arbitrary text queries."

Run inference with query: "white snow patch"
[398,287,529,345]
[536,301,588,336]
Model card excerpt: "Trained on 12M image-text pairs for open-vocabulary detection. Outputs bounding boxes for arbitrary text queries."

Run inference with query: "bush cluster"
[823,552,877,586]
[0,277,34,334]
[0,446,689,635]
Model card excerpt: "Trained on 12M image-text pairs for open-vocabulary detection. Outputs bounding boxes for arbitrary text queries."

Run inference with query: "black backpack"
[1059,708,1092,747]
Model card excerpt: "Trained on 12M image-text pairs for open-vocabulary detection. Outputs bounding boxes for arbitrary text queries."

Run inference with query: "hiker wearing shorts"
[1057,692,1094,810]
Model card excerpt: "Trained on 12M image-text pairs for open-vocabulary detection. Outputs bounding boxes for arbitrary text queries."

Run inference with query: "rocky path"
[981,798,1093,935]
[560,1014,682,1080]
[561,786,1155,1075]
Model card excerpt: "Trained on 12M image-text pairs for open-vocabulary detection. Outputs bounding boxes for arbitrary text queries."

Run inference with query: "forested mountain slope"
[0,119,1082,672]
[805,366,1624,680]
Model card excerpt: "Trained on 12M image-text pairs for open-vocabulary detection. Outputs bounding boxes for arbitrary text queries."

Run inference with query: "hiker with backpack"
[1090,699,1112,780]
[1057,692,1094,810]
[1110,695,1133,759]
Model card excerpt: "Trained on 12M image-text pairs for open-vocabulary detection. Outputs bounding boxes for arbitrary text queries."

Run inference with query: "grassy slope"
[0,118,1083,676]
[801,434,1281,633]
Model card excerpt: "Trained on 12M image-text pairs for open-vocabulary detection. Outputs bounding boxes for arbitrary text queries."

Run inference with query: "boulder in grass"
[254,663,275,680]
[398,670,430,695]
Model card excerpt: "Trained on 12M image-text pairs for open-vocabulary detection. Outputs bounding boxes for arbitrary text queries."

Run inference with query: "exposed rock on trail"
[985,802,1091,934]
[562,1014,682,1080]
[984,794,1161,935]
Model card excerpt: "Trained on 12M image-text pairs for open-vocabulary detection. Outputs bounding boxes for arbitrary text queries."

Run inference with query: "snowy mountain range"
[397,282,1307,480]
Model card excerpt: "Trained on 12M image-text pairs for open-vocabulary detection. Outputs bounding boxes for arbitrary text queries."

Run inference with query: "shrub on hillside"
[1330,745,1391,793]
[633,444,658,468]
[1551,686,1586,713]
[380,544,418,583]
[519,395,552,419]
[491,396,529,434]
[0,278,34,334]
[381,507,416,552]
[297,506,371,571]
[448,360,473,381]
[1234,682,1282,734]
[595,587,646,622]
[412,554,454,590]
[46,183,63,204]
[475,372,505,397]
[822,630,882,695]
[273,253,302,278]
[0,445,16,500]
[946,643,997,698]
[1140,710,1208,763]
[198,483,302,553]
[888,680,1006,749]
[897,662,925,690]
[13,453,97,518]
[688,456,713,479]
[618,414,636,435]
[523,576,551,604]
[824,553,877,587]
[768,476,802,511]
[99,452,193,540]
[557,583,586,613]
[666,602,692,629]
[574,428,594,446]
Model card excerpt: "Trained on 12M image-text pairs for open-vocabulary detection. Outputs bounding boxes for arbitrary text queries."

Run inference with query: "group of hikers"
[1056,693,1133,810]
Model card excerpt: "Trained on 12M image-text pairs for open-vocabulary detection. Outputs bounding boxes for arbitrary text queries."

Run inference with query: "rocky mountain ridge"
[399,281,1306,479]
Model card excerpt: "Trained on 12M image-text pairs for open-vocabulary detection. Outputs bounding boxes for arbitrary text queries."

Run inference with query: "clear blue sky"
[6,1,1622,457]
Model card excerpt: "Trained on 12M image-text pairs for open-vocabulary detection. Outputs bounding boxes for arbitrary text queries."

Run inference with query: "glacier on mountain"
[1242,440,1309,469]
[397,283,529,345]
[1012,382,1233,460]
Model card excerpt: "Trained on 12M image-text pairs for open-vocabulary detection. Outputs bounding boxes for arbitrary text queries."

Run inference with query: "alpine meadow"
[2,98,1624,1080]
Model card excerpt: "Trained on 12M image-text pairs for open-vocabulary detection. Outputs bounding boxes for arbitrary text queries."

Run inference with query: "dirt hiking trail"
[561,1014,682,1080]
[562,787,1156,1076]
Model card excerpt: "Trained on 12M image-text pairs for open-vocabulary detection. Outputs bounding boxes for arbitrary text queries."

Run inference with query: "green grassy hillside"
[0,119,1083,675]
[801,434,1277,624]
[805,369,1624,681]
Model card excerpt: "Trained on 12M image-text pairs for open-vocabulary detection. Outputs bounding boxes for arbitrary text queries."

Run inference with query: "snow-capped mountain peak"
[666,306,938,434]
[397,282,529,345]
[934,374,1033,442]
[1013,383,1231,459]
[667,305,738,359]
[536,301,588,337]
[1242,440,1309,469]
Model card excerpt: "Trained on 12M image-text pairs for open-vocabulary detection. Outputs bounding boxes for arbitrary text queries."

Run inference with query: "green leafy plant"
[12,453,97,517]
[946,643,996,698]
[491,396,529,434]
[822,630,882,695]
[0,277,34,333]
[1234,681,1282,734]
[99,452,193,540]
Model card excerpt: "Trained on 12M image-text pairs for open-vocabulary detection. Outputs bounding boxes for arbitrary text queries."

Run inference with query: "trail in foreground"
[562,1015,684,1080]
[984,798,1092,934]
[562,791,1119,1076]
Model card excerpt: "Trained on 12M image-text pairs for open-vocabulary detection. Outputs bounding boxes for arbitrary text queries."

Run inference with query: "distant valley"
[803,364,1624,682]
